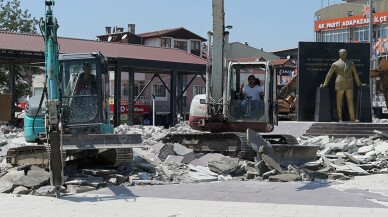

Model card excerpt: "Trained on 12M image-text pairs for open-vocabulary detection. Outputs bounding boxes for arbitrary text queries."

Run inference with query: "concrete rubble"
[0,122,387,196]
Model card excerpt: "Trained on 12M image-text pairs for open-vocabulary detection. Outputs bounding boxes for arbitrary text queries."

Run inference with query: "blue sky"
[19,0,329,51]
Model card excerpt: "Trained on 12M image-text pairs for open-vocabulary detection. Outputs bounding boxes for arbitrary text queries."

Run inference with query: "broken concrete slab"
[269,174,301,182]
[66,185,96,194]
[187,171,218,183]
[173,143,195,164]
[328,173,350,180]
[375,142,388,155]
[12,186,29,194]
[262,169,278,179]
[158,143,175,161]
[261,154,283,173]
[218,174,232,181]
[187,165,218,176]
[189,153,224,167]
[333,164,369,176]
[13,166,50,188]
[208,156,239,174]
[164,155,184,164]
[0,170,24,193]
[357,145,375,154]
[150,142,165,154]
[33,186,59,196]
[245,171,259,180]
[255,161,269,176]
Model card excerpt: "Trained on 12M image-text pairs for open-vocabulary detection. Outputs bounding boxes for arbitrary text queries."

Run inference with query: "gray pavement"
[89,181,387,208]
[1,180,388,217]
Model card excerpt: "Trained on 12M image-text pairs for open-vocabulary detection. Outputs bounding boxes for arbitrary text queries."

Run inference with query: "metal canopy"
[0,47,205,127]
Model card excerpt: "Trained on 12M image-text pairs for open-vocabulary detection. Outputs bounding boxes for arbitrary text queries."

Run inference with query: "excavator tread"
[6,145,133,167]
[164,132,254,159]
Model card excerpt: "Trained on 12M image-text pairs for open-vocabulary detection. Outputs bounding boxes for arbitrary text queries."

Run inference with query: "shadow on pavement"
[295,180,331,191]
[59,186,138,202]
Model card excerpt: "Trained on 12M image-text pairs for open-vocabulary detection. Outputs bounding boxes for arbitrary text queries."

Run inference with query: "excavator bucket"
[247,129,319,166]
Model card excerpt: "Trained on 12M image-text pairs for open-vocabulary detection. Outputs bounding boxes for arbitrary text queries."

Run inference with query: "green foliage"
[0,0,40,102]
[0,0,38,33]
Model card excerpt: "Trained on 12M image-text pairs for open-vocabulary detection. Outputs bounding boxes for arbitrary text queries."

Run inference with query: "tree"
[0,0,38,33]
[0,0,40,101]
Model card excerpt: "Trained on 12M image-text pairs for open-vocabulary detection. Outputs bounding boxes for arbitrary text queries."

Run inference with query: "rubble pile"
[0,123,388,196]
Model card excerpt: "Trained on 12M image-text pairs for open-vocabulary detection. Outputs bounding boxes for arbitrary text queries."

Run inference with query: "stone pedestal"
[314,87,331,122]
[356,86,372,122]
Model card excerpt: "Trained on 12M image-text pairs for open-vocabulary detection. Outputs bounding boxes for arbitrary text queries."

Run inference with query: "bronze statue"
[320,49,365,122]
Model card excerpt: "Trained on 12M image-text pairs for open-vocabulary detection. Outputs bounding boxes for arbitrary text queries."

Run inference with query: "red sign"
[109,104,150,114]
[315,11,388,31]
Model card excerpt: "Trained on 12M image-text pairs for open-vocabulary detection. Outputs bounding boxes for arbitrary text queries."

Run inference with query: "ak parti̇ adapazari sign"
[315,11,388,31]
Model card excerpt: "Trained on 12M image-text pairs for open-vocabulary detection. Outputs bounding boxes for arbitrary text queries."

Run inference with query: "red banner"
[315,11,388,31]
[109,104,150,114]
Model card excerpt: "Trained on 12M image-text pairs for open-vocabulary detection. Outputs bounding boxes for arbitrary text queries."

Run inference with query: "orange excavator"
[277,76,298,120]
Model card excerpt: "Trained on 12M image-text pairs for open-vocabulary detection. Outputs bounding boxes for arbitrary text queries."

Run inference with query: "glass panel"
[229,63,266,121]
[229,99,265,120]
[174,41,187,51]
[61,60,99,124]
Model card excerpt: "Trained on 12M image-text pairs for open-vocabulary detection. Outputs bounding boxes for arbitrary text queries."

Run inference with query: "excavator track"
[163,132,257,160]
[6,146,134,167]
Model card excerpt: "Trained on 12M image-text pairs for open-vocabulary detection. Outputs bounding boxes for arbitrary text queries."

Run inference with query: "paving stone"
[218,174,232,181]
[150,142,165,154]
[261,154,283,173]
[343,152,360,164]
[245,171,259,180]
[375,142,388,155]
[0,170,24,193]
[12,166,50,188]
[333,163,369,176]
[187,171,218,182]
[12,186,29,194]
[164,155,184,164]
[208,156,239,174]
[255,161,269,176]
[189,153,224,167]
[33,186,59,196]
[158,143,175,161]
[66,185,96,194]
[357,145,375,154]
[173,143,196,164]
[328,172,350,180]
[262,169,278,179]
[268,174,301,182]
[302,160,321,170]
[187,165,218,176]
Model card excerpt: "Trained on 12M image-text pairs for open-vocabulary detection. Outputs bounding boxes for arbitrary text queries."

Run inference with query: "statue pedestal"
[314,87,331,122]
[357,86,372,122]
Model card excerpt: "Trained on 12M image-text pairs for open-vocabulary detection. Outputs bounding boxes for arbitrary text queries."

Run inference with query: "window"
[161,38,171,48]
[377,24,388,39]
[354,26,369,42]
[122,82,129,100]
[314,15,321,21]
[348,11,353,16]
[152,83,167,101]
[193,85,206,96]
[191,40,201,56]
[321,29,350,42]
[174,40,187,51]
